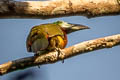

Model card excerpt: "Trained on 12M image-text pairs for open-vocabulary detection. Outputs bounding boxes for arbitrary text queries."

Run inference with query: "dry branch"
[0,34,120,75]
[0,0,120,19]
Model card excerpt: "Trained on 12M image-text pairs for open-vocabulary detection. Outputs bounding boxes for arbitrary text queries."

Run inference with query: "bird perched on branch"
[26,21,90,62]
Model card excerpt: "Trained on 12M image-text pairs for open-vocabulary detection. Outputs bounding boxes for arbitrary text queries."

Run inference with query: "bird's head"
[53,21,90,34]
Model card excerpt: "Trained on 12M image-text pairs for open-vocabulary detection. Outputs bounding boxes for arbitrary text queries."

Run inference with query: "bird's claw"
[55,48,64,63]
[38,65,40,68]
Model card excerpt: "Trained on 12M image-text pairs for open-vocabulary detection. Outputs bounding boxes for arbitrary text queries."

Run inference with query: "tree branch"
[0,0,120,19]
[0,34,120,75]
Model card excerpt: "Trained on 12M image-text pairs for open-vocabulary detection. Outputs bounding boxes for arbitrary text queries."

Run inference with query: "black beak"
[65,23,90,34]
[70,23,90,30]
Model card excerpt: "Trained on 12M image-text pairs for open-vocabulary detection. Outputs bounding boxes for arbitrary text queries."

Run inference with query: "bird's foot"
[34,51,42,56]
[34,51,42,68]
[38,65,40,68]
[34,53,39,56]
[55,48,64,63]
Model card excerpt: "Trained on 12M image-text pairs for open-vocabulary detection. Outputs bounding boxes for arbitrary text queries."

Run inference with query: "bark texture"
[0,34,120,75]
[0,0,120,19]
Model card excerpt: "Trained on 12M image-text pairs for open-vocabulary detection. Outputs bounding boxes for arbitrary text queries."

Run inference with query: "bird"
[26,21,90,62]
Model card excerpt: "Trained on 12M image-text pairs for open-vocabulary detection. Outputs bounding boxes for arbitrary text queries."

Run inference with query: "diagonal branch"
[0,34,120,75]
[0,0,120,19]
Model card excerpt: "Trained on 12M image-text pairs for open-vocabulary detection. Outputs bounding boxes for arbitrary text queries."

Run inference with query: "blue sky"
[0,15,120,80]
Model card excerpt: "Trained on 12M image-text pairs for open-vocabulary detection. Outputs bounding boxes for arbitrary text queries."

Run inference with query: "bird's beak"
[70,23,90,30]
[65,23,90,34]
